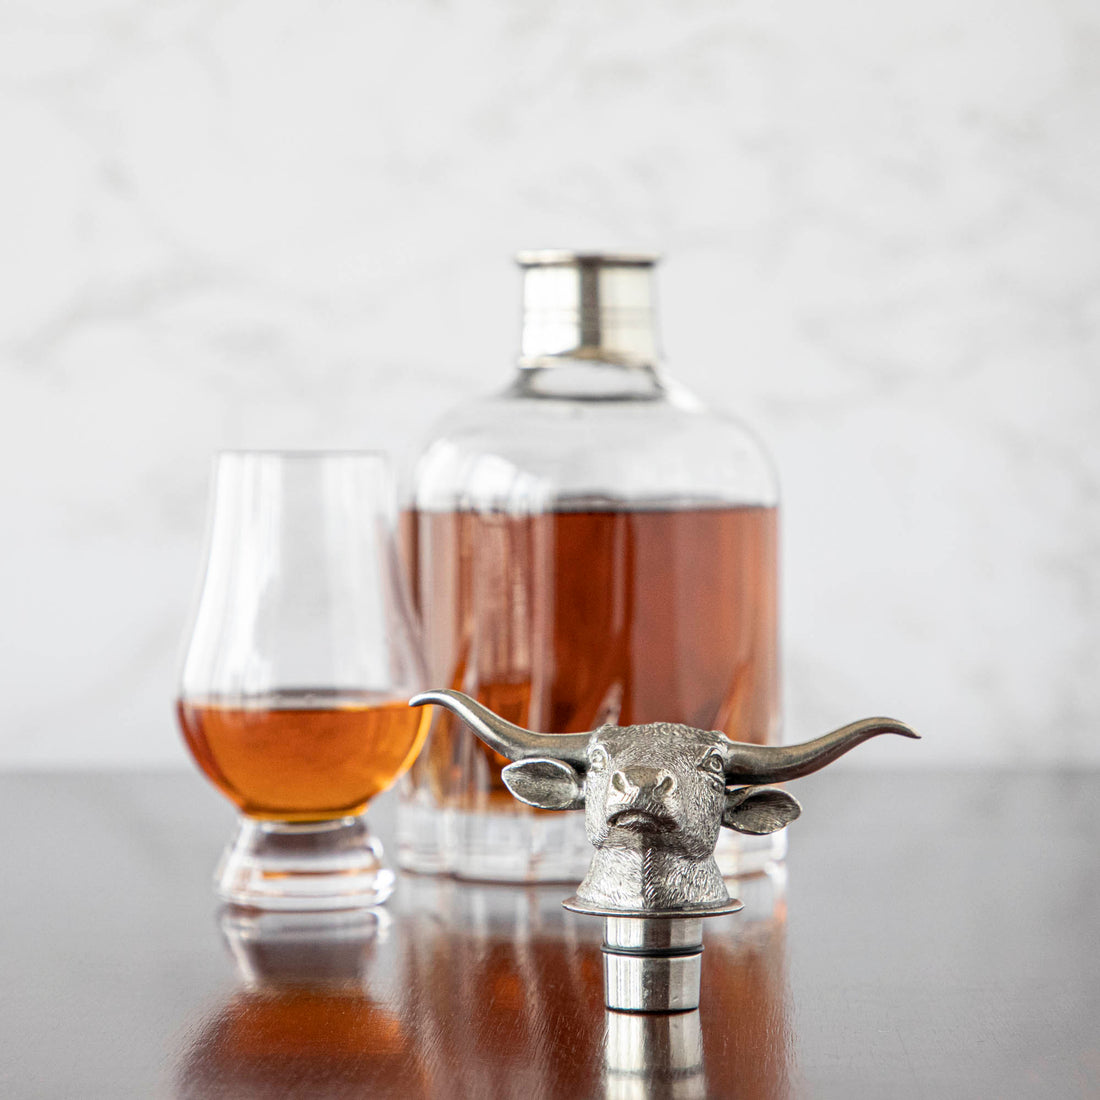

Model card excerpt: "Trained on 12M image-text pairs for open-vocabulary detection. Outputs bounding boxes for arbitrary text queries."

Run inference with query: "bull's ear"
[501,758,585,810]
[722,786,801,834]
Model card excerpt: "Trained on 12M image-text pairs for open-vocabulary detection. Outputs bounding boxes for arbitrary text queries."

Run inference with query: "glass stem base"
[215,815,394,910]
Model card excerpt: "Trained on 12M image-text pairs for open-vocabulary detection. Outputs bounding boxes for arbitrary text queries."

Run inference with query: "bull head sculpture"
[411,690,918,913]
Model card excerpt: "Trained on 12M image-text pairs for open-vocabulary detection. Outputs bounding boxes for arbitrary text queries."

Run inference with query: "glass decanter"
[400,253,780,882]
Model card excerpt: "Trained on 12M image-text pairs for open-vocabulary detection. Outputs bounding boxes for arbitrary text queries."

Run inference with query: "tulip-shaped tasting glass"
[177,452,428,909]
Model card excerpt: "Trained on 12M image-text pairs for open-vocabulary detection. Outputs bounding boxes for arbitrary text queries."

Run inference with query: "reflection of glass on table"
[174,908,428,1099]
[169,867,790,1099]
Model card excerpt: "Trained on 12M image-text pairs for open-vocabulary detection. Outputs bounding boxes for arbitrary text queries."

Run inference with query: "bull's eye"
[699,751,725,780]
[588,745,610,772]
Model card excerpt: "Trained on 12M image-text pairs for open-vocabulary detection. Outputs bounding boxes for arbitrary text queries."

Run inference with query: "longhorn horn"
[409,689,593,769]
[723,718,919,785]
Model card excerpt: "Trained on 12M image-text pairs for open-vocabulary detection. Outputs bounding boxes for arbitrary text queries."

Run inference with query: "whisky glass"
[178,452,427,909]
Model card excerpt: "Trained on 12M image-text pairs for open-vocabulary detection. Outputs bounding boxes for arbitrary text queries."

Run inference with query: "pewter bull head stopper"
[410,689,918,1011]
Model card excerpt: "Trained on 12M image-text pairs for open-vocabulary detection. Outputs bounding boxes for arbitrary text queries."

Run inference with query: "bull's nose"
[610,767,677,800]
[611,770,638,797]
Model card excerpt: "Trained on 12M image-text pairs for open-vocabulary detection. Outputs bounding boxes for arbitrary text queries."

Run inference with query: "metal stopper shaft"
[601,917,704,1013]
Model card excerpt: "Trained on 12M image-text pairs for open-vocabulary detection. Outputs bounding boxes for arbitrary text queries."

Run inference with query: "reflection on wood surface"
[174,909,428,1099]
[396,871,791,1099]
[397,878,606,1097]
[173,869,790,1099]
[701,872,792,1099]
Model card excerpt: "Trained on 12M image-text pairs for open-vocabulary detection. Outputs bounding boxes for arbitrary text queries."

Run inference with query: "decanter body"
[399,252,780,881]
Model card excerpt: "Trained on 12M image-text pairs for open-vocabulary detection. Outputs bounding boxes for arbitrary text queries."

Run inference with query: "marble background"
[2,0,1097,768]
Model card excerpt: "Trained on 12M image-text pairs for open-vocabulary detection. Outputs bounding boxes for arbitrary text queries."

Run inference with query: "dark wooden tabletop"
[0,770,1096,1099]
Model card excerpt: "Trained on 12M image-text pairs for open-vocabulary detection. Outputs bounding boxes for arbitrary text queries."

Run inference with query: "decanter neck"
[517,252,660,370]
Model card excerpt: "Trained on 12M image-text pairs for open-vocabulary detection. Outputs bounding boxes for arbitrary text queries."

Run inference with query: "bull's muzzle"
[609,767,677,804]
[606,767,679,831]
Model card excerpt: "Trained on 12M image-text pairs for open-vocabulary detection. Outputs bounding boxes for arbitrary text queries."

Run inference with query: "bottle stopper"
[410,690,918,1013]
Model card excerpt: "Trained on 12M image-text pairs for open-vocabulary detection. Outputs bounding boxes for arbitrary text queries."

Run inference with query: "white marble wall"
[2,0,1097,767]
